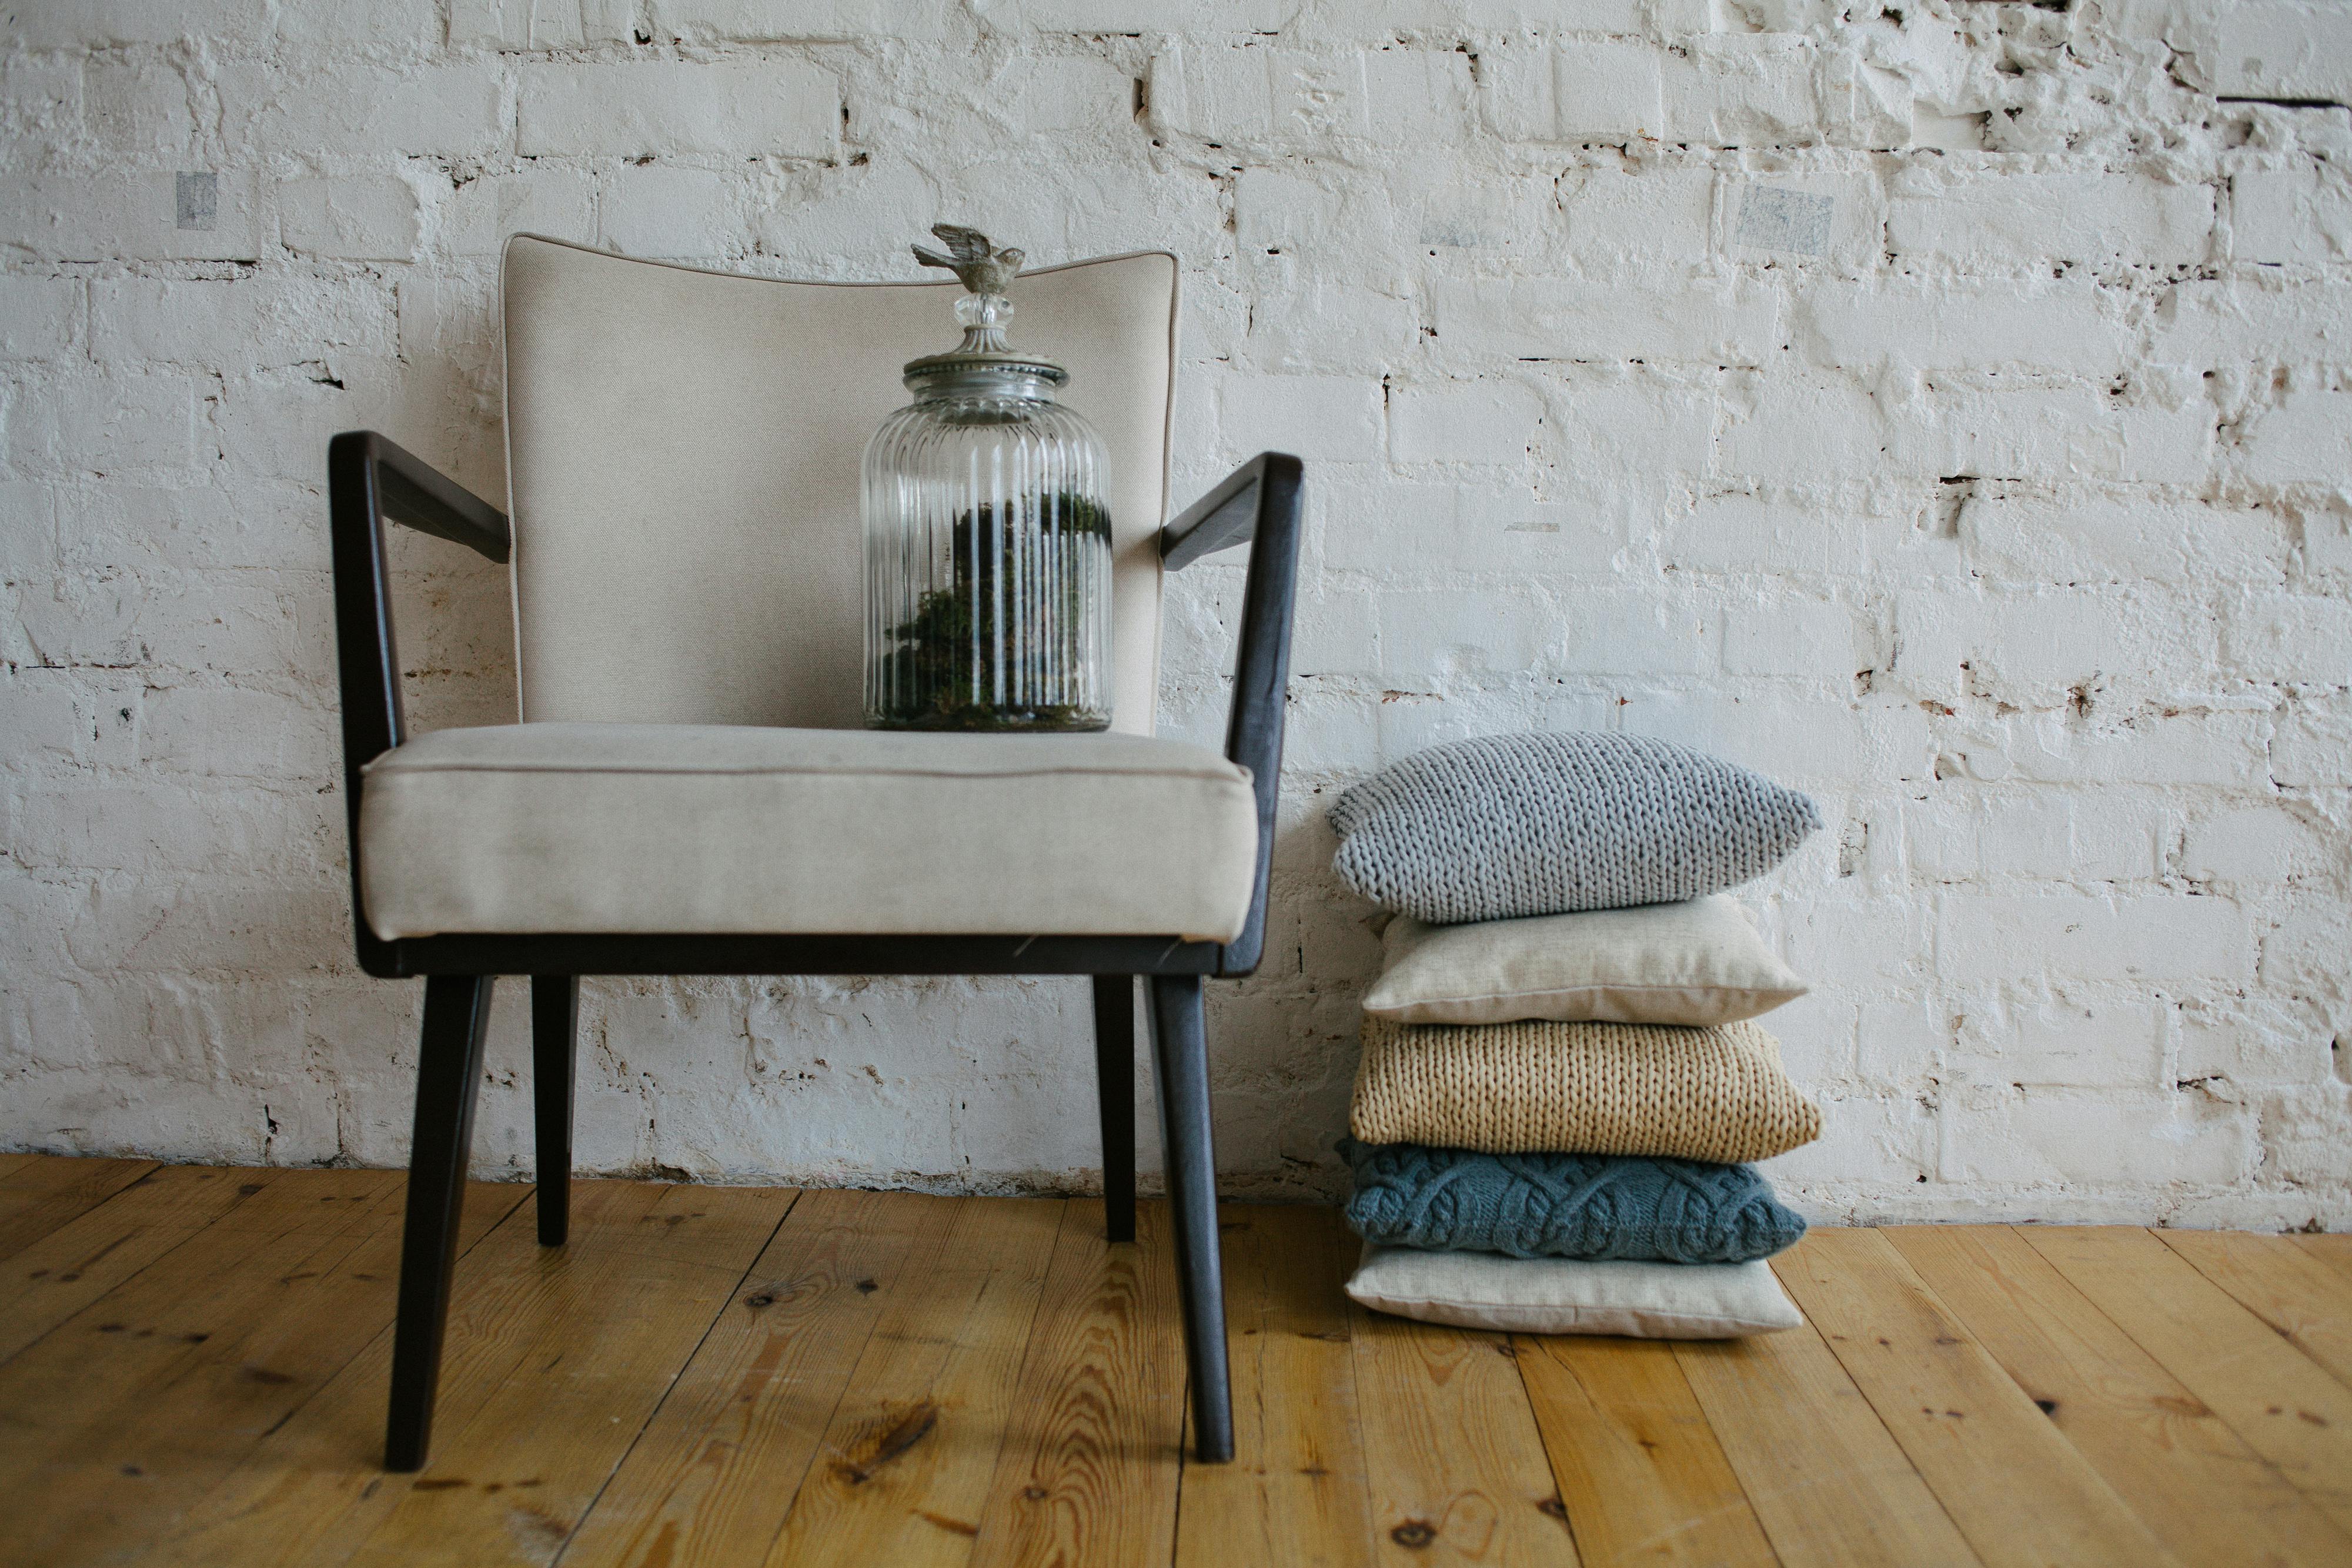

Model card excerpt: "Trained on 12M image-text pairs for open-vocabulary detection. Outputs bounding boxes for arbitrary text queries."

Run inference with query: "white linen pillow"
[1345,1245,1804,1338]
[1363,895,1807,1027]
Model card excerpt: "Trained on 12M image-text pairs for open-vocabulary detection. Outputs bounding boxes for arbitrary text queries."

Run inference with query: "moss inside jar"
[863,225,1115,733]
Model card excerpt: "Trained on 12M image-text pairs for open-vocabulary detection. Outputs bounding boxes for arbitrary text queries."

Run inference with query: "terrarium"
[863,225,1114,731]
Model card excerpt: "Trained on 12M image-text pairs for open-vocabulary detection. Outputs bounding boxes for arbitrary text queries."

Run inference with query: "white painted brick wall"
[1,0,2347,1228]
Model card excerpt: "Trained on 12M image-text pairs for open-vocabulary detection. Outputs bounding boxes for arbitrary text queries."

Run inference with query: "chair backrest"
[500,235,1177,735]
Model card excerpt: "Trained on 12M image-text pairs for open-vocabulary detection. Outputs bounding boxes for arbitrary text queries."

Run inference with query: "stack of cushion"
[1328,731,1824,1338]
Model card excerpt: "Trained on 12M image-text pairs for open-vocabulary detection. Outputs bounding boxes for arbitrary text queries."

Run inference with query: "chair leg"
[532,975,579,1247]
[385,974,495,1473]
[1091,974,1137,1245]
[1147,973,1234,1464]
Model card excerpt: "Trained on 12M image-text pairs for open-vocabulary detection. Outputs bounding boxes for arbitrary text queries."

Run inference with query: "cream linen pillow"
[1345,1246,1804,1337]
[1364,897,1806,1027]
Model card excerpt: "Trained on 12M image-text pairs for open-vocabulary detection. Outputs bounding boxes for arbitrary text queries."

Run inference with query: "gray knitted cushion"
[1328,731,1819,922]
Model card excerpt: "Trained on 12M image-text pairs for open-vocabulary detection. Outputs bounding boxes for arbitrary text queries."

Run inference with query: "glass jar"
[863,263,1114,731]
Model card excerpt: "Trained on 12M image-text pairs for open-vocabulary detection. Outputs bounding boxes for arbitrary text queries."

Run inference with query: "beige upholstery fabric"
[1349,1017,1822,1162]
[1364,897,1809,1028]
[500,235,1177,734]
[1345,1246,1804,1338]
[358,724,1257,940]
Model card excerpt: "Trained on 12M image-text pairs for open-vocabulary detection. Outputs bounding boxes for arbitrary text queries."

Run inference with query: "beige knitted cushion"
[1351,1017,1822,1162]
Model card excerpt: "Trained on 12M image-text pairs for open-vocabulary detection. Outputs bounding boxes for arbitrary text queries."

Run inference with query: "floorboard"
[1519,1332,1776,1567]
[1676,1318,1980,1566]
[1346,1268,1571,1563]
[0,1156,159,1263]
[2,1158,2350,1568]
[1776,1229,2173,1567]
[2159,1229,2352,1391]
[1889,1223,2350,1568]
[1175,1203,1377,1568]
[0,1165,263,1364]
[760,1195,1064,1568]
[2023,1226,2352,1533]
[970,1198,1186,1568]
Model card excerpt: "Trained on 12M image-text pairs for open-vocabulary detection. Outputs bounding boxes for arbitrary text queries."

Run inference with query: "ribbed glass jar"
[862,299,1114,731]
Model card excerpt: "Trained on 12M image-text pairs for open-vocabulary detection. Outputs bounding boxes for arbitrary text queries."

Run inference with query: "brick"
[1431,275,1776,363]
[91,276,394,372]
[1890,585,2209,711]
[220,62,508,159]
[1151,43,1469,151]
[0,275,83,360]
[1761,1093,1937,1189]
[519,60,838,157]
[1216,372,1382,462]
[599,165,745,259]
[1963,492,2291,585]
[440,166,597,257]
[1906,792,2163,883]
[143,684,336,783]
[1662,493,1875,576]
[1,0,271,48]
[1794,279,2132,379]
[2193,0,2352,103]
[279,175,422,262]
[0,482,59,580]
[1559,589,1713,678]
[2239,388,2352,485]
[2221,589,2352,684]
[1558,43,1667,143]
[1889,171,2214,268]
[2177,996,2337,1088]
[1555,166,1714,264]
[1659,34,1819,148]
[1956,997,2167,1089]
[82,58,196,160]
[0,170,262,263]
[1376,586,1555,674]
[1314,477,1619,577]
[6,375,199,479]
[2233,162,2352,265]
[1935,892,2253,983]
[452,0,633,48]
[1721,171,1883,267]
[1385,377,1543,465]
[2273,697,2352,787]
[1940,1088,2254,1187]
[2180,805,2327,884]
[2152,278,2352,367]
[1720,596,1857,681]
[277,0,440,43]
[2256,894,2351,997]
[53,481,329,574]
[1892,385,2214,486]
[983,0,1299,29]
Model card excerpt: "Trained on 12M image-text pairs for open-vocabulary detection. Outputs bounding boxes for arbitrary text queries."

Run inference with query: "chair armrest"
[327,430,510,972]
[1160,452,1305,978]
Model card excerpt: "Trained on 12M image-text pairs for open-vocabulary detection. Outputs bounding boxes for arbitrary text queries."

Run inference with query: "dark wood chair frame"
[327,430,1304,1471]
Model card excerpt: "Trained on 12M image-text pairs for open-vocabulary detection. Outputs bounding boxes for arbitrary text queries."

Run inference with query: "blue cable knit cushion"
[1328,731,1820,922]
[1340,1139,1807,1263]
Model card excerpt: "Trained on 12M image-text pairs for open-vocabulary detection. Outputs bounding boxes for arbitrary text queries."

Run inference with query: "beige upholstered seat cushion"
[1349,1017,1822,1162]
[358,724,1257,940]
[1364,897,1809,1028]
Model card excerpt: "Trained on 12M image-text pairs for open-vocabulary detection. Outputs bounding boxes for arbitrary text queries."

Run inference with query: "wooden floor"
[2,1156,2350,1565]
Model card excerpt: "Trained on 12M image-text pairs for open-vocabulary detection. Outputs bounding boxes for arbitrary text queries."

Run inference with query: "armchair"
[328,237,1302,1472]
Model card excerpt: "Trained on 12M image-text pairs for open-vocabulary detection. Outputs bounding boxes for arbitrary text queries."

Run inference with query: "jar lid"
[903,225,1070,392]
